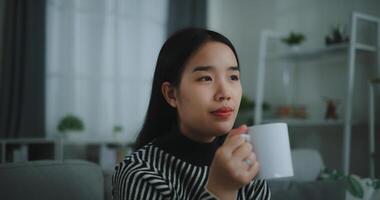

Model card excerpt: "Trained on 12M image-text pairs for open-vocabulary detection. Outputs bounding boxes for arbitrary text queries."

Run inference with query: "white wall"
[207,0,380,123]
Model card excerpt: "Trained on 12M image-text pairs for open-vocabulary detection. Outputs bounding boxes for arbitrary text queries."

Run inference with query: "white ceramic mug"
[247,123,294,179]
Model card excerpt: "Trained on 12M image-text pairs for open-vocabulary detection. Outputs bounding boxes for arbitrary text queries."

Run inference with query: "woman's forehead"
[184,41,238,72]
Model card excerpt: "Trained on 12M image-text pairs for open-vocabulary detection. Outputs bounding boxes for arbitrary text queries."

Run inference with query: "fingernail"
[241,134,251,142]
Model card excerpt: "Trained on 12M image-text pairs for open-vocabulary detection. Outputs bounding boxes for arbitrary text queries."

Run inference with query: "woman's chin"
[213,121,235,135]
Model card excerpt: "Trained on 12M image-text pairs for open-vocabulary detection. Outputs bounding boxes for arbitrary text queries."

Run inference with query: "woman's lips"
[211,107,234,119]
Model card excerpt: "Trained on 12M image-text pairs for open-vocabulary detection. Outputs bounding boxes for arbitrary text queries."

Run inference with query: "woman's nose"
[216,95,231,102]
[214,82,232,102]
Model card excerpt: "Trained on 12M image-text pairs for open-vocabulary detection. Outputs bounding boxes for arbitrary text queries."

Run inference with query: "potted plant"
[282,32,306,50]
[112,125,124,140]
[57,114,85,139]
[325,24,349,45]
[235,95,271,127]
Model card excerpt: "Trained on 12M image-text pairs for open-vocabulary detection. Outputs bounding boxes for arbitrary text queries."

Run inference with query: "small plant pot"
[113,133,126,141]
[61,131,84,140]
[290,45,301,52]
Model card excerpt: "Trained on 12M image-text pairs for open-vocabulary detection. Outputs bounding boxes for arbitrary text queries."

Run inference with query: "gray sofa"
[0,149,345,200]
[0,160,104,200]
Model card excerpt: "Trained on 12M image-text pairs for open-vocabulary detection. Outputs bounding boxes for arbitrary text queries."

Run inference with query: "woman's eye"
[198,76,212,82]
[230,75,239,81]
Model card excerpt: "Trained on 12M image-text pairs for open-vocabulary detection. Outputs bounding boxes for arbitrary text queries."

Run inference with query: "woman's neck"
[179,123,216,143]
[152,125,225,166]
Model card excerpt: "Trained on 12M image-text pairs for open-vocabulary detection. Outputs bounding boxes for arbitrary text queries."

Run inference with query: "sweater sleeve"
[242,178,271,200]
[113,159,225,200]
[198,187,220,200]
[112,160,170,200]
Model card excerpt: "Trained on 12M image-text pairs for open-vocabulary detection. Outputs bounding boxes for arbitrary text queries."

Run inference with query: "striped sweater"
[112,130,271,200]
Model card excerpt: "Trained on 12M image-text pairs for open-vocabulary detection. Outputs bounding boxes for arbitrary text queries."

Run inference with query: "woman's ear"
[161,82,177,108]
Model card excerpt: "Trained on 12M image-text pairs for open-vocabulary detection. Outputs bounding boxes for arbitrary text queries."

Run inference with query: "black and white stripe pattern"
[112,143,271,200]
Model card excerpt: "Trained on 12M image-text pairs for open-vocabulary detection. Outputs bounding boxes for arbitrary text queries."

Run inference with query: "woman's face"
[165,41,242,143]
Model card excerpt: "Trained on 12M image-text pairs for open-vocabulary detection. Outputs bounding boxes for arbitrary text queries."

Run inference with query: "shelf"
[270,44,347,60]
[12,136,134,146]
[262,118,344,127]
[1,138,57,144]
[0,138,131,166]
[269,43,377,60]
[355,43,377,52]
[60,137,130,146]
[262,118,365,127]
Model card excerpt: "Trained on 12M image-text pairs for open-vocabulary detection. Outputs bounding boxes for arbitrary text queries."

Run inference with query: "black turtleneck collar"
[152,125,226,166]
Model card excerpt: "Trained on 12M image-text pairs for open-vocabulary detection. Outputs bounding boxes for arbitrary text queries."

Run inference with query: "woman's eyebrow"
[192,66,213,72]
[228,66,240,71]
[192,65,239,72]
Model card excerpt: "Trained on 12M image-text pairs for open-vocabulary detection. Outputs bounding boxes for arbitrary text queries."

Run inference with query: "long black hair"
[134,28,240,150]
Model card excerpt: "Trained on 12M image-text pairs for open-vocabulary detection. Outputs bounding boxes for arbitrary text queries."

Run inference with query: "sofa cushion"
[291,149,325,181]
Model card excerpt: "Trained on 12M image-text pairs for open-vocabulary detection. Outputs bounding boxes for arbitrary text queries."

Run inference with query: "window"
[45,0,168,140]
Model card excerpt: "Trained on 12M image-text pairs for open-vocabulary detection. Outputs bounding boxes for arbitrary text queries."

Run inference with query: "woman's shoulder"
[114,143,164,180]
[116,143,155,168]
[112,144,175,199]
[114,143,171,173]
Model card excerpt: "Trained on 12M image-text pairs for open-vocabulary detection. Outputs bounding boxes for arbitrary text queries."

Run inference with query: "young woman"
[112,28,271,200]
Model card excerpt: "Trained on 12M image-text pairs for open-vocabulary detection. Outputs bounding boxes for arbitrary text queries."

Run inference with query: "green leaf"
[372,179,380,189]
[281,32,306,45]
[346,175,364,198]
[113,125,124,133]
[318,168,347,181]
[239,95,254,111]
[57,114,84,133]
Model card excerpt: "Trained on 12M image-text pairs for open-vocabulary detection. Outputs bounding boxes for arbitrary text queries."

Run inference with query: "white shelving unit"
[0,137,131,172]
[262,118,344,127]
[0,139,58,163]
[369,78,380,178]
[343,12,379,175]
[270,43,347,60]
[254,12,380,175]
[254,30,350,127]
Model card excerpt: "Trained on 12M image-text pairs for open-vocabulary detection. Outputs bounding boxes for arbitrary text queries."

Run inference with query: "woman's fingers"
[207,124,259,193]
[243,152,259,177]
[244,153,257,169]
[247,160,260,178]
[233,142,252,160]
[235,154,259,184]
[223,125,248,153]
[228,124,248,137]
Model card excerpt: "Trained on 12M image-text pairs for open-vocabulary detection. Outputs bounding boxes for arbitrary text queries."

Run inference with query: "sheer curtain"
[45,0,168,140]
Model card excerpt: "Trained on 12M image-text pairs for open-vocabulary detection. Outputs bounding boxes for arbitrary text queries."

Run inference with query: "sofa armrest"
[0,160,104,200]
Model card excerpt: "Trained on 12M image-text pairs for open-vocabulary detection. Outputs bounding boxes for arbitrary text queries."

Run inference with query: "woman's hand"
[206,125,259,200]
